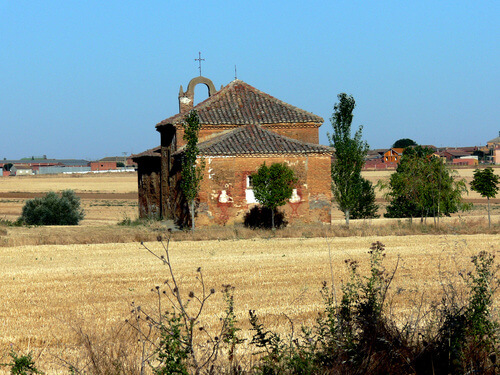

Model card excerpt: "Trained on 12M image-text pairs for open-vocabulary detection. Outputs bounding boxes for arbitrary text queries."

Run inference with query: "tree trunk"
[271,209,275,230]
[487,197,491,229]
[190,201,195,232]
[345,209,350,227]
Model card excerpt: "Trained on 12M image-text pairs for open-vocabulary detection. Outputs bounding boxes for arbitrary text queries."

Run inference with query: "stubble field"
[0,170,499,373]
[1,235,499,373]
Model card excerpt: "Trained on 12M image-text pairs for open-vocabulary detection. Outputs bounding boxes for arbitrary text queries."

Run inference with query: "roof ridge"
[157,79,323,128]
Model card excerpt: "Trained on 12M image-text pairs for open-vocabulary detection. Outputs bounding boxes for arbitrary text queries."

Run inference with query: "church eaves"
[174,124,333,156]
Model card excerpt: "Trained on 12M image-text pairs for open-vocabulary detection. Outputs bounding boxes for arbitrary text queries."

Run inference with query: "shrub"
[243,206,287,229]
[20,190,84,225]
[2,349,43,374]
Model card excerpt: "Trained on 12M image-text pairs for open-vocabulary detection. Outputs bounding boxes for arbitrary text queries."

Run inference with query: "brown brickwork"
[193,155,332,226]
[136,156,161,219]
[175,123,320,147]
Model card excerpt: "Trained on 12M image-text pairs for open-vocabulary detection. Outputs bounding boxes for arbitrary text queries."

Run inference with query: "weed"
[2,349,43,375]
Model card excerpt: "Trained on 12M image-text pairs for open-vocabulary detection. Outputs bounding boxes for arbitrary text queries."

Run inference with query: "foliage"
[392,138,417,149]
[19,190,84,225]
[328,93,371,225]
[124,237,244,374]
[248,244,499,375]
[251,162,297,229]
[116,162,125,168]
[243,206,287,229]
[470,167,499,228]
[350,176,379,220]
[419,251,499,374]
[471,168,500,199]
[2,350,43,375]
[180,110,204,231]
[384,146,468,220]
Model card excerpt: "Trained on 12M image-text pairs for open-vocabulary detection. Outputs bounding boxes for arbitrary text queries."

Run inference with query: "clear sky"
[1,1,499,160]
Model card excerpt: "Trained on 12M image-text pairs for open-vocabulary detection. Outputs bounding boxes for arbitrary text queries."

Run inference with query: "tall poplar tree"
[328,93,369,226]
[180,110,204,231]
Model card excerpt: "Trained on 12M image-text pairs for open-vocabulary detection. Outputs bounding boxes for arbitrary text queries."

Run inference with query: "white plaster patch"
[180,97,192,104]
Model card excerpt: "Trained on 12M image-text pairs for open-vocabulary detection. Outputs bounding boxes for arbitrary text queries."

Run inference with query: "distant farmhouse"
[133,76,333,227]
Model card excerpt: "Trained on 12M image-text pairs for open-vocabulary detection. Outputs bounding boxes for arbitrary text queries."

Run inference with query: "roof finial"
[234,65,237,80]
[195,52,205,76]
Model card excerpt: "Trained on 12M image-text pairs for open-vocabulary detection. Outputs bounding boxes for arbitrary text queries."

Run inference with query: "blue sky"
[1,1,498,160]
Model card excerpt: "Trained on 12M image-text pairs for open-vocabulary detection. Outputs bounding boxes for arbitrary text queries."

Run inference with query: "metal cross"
[195,52,205,76]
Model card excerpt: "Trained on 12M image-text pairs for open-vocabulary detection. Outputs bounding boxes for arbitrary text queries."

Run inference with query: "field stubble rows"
[0,235,499,373]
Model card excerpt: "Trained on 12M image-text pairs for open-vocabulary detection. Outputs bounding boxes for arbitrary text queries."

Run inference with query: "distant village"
[1,134,499,177]
[0,155,137,176]
[365,133,500,170]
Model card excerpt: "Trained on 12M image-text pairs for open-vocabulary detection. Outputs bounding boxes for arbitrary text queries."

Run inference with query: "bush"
[20,190,84,225]
[243,206,287,229]
[3,349,43,374]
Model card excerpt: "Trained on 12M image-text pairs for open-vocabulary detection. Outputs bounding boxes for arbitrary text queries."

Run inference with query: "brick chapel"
[133,76,333,227]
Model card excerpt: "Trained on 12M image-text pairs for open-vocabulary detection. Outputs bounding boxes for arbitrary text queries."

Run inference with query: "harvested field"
[0,234,498,373]
[0,173,138,224]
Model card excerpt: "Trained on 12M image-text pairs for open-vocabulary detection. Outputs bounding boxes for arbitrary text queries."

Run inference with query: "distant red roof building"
[383,148,404,164]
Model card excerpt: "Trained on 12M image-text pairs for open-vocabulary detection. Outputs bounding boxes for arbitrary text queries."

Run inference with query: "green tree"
[385,146,468,222]
[251,162,297,230]
[180,110,204,231]
[350,176,379,220]
[392,138,417,149]
[328,93,370,226]
[470,167,499,228]
[20,190,84,225]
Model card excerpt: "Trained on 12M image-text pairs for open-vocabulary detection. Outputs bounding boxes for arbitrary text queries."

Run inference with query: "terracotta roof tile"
[131,146,161,159]
[157,80,323,128]
[175,124,333,156]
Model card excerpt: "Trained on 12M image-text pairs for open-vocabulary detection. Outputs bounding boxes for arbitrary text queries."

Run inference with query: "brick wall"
[90,161,117,171]
[175,123,321,147]
[194,154,332,226]
[136,157,161,219]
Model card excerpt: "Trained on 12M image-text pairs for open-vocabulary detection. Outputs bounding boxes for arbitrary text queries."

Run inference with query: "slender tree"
[470,167,499,228]
[328,93,369,226]
[251,162,297,230]
[180,110,204,231]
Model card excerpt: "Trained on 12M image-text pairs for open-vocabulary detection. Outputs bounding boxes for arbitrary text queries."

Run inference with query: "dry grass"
[0,234,498,373]
[1,217,499,248]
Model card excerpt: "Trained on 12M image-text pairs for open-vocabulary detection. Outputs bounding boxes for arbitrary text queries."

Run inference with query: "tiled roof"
[175,124,333,156]
[157,79,323,128]
[443,149,472,156]
[132,146,161,159]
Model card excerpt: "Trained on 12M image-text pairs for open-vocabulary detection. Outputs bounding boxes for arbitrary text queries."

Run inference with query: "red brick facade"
[90,161,117,171]
[195,155,332,226]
